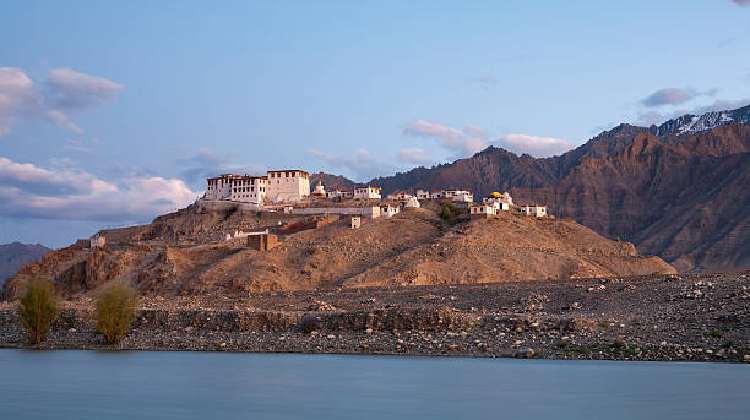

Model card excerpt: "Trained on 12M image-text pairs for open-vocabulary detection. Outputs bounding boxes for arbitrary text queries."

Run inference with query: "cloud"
[403,120,487,156]
[733,0,750,6]
[176,147,266,187]
[46,68,124,110]
[494,134,573,157]
[398,148,431,165]
[0,157,197,221]
[640,87,717,107]
[308,148,393,181]
[0,67,122,137]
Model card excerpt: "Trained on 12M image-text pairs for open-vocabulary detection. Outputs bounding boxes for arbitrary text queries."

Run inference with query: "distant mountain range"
[313,104,750,272]
[0,242,50,289]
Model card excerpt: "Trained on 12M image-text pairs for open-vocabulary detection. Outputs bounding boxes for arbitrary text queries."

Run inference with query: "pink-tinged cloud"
[495,134,573,157]
[398,148,431,165]
[0,67,123,137]
[0,157,197,221]
[403,120,486,156]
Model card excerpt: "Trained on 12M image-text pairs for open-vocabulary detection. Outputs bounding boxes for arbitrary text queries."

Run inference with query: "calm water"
[1,350,749,419]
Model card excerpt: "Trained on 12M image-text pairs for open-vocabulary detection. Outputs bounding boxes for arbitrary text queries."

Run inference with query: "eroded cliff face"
[2,206,674,301]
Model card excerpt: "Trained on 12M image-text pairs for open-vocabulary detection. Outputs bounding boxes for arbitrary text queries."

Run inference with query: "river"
[1,350,748,419]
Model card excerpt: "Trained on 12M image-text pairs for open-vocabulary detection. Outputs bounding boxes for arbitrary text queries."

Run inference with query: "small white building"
[521,205,547,218]
[430,190,444,199]
[470,204,496,219]
[354,186,381,200]
[483,191,513,211]
[416,190,431,200]
[444,190,473,203]
[386,190,413,200]
[405,196,420,208]
[266,169,310,203]
[380,204,400,218]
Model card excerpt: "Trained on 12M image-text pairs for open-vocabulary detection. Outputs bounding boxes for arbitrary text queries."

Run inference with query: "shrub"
[96,280,141,344]
[710,329,724,338]
[440,203,452,222]
[599,321,610,329]
[19,277,59,344]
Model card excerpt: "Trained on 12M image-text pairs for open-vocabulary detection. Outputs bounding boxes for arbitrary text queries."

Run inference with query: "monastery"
[202,169,550,221]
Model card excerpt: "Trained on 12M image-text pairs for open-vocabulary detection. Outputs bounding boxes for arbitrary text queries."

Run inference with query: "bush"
[19,278,59,344]
[599,321,610,329]
[440,203,452,222]
[96,280,141,344]
[710,329,724,338]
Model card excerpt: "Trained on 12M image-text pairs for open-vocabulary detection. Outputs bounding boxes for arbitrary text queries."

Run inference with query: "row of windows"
[233,187,266,193]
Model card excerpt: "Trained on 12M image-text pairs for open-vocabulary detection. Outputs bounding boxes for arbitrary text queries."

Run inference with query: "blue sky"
[1,0,750,247]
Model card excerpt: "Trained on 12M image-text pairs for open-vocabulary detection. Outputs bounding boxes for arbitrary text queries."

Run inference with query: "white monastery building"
[266,169,310,203]
[354,186,381,200]
[206,174,244,201]
[230,175,267,205]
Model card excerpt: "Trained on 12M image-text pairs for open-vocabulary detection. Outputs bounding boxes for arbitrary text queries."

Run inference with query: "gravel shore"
[2,273,749,362]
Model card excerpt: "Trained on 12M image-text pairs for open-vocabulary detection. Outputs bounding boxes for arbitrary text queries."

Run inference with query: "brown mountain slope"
[2,207,674,300]
[513,124,750,272]
[351,121,750,272]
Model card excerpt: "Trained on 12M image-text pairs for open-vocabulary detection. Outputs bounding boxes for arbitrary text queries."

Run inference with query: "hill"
[0,242,50,289]
[2,206,673,300]
[351,105,750,272]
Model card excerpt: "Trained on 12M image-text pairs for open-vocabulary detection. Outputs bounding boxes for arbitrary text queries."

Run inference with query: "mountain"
[355,104,750,272]
[0,242,50,289]
[649,104,750,136]
[309,172,358,191]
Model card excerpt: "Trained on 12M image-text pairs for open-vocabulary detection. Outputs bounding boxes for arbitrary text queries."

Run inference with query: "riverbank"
[2,274,749,362]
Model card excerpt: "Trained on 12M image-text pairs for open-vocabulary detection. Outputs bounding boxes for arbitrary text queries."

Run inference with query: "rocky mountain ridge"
[319,104,750,272]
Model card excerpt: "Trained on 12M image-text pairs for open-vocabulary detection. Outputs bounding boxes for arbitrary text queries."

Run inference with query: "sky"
[1,0,750,247]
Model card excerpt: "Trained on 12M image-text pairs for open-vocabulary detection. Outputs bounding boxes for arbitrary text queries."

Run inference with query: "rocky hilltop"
[356,105,750,272]
[2,204,673,300]
[0,242,50,288]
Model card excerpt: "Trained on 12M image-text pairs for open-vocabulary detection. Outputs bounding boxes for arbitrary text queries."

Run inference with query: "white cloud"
[398,148,431,165]
[494,134,573,157]
[0,157,197,221]
[0,67,123,137]
[403,120,487,156]
[308,147,393,181]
